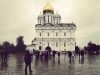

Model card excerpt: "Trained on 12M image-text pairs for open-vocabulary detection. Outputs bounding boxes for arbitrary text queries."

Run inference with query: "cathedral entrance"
[45,46,52,52]
[39,46,41,50]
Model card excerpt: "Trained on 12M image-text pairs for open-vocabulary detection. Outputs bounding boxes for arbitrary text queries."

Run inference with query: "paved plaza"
[0,53,100,75]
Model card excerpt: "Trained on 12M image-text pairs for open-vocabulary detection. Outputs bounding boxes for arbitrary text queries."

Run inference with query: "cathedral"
[32,1,76,52]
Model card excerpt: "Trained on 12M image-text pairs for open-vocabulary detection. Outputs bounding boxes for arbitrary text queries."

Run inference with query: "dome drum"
[43,10,54,14]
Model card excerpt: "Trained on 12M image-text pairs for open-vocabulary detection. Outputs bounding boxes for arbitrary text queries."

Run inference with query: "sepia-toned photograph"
[0,0,100,75]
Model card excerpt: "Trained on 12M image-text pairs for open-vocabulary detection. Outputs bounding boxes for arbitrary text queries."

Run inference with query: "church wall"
[59,19,61,23]
[41,18,44,25]
[60,30,71,38]
[54,19,57,24]
[43,32,53,38]
[35,6,76,52]
[35,29,75,51]
[42,40,54,50]
[51,16,54,24]
[72,31,75,38]
[36,30,42,38]
[49,15,51,23]
[43,30,54,38]
[67,44,71,51]
[36,41,39,50]
[45,15,48,23]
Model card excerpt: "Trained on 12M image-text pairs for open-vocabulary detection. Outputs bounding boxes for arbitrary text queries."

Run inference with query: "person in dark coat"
[24,50,32,75]
[53,50,56,58]
[3,51,8,62]
[79,51,81,58]
[58,52,60,58]
[81,50,84,58]
[0,50,4,60]
[68,51,72,62]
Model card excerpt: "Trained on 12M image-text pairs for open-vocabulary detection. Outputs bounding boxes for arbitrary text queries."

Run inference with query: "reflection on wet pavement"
[0,53,100,75]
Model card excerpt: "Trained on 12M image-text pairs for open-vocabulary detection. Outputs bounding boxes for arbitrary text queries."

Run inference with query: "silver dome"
[38,13,44,18]
[54,12,61,18]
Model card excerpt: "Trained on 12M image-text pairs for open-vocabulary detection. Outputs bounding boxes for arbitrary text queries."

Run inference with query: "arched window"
[56,43,58,47]
[40,33,41,36]
[48,33,49,36]
[44,16,45,24]
[57,19,58,24]
[38,19,39,24]
[40,19,41,24]
[48,15,49,23]
[51,16,52,23]
[64,32,66,36]
[48,43,49,46]
[54,19,55,24]
[64,43,66,47]
[56,33,58,36]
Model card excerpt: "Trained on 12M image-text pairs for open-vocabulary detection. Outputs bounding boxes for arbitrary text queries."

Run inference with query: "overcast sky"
[0,0,100,48]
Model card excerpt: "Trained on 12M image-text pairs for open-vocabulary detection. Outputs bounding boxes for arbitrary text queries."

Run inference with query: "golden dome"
[43,1,54,13]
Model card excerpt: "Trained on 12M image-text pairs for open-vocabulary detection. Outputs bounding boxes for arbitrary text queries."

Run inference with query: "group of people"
[24,50,61,75]
[68,50,85,61]
[0,50,8,62]
[23,49,85,75]
[35,50,60,60]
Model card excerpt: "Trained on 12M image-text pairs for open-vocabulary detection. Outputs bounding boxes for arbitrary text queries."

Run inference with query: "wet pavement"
[0,53,100,75]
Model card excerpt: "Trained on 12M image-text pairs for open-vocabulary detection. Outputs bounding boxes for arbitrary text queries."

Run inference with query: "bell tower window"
[40,19,41,24]
[57,19,58,24]
[51,16,52,23]
[44,16,45,24]
[48,15,49,23]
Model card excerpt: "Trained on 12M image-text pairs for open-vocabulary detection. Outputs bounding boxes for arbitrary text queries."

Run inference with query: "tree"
[16,36,26,52]
[87,41,99,54]
[10,43,16,53]
[2,41,11,51]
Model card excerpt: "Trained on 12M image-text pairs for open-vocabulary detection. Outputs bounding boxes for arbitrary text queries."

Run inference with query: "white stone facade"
[33,2,76,52]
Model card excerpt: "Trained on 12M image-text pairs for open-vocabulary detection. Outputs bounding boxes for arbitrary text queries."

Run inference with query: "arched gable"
[70,25,74,30]
[36,25,43,29]
[44,24,52,30]
[62,25,69,30]
[53,24,60,30]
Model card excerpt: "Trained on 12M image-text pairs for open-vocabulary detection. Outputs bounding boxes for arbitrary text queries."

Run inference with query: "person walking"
[0,50,4,61]
[3,50,8,62]
[68,51,72,62]
[81,50,84,59]
[24,50,32,75]
[72,52,75,61]
[79,51,81,58]
[53,50,56,59]
[58,51,60,59]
